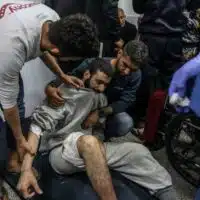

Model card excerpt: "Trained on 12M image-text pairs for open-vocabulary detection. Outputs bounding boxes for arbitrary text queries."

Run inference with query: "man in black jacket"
[132,0,190,88]
[118,8,137,45]
[45,0,122,56]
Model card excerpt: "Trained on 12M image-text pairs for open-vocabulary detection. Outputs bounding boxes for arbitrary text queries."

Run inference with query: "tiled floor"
[153,148,195,200]
[4,138,196,200]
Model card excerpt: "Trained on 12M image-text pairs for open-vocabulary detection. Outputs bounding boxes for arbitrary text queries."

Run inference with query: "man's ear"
[83,70,91,80]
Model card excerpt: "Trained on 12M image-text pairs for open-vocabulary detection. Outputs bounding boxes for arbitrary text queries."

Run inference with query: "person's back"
[0,3,59,111]
[46,0,85,17]
[46,0,119,41]
[134,0,187,35]
[45,0,121,57]
[0,3,59,65]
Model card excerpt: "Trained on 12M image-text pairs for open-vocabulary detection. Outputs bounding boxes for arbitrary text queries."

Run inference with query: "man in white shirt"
[0,2,99,177]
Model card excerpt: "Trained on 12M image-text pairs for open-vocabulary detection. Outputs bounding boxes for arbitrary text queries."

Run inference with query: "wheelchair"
[136,71,200,187]
[141,89,200,187]
[165,112,200,187]
[165,75,200,187]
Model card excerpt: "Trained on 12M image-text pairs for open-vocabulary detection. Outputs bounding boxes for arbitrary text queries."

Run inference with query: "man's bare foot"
[7,152,21,173]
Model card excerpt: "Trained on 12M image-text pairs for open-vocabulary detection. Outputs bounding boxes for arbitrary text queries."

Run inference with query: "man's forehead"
[96,71,110,82]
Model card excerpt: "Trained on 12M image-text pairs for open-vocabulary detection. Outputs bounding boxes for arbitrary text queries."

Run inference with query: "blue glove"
[169,53,200,112]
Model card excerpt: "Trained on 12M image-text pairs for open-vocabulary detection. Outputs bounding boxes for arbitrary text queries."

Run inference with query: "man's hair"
[75,58,114,78]
[124,40,149,69]
[48,13,100,57]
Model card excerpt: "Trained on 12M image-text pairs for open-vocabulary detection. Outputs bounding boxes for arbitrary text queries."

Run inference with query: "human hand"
[82,111,100,129]
[46,87,64,107]
[115,48,124,58]
[61,74,84,88]
[17,169,43,199]
[16,136,34,162]
[115,39,124,49]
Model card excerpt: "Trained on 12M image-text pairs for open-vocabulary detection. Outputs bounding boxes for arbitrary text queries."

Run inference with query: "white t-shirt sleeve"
[0,51,22,109]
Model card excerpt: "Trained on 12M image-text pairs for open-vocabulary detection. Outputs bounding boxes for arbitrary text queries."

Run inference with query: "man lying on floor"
[17,58,176,200]
[46,40,147,139]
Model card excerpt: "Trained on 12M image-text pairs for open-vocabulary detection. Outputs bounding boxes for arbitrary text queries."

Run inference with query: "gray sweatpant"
[49,132,173,197]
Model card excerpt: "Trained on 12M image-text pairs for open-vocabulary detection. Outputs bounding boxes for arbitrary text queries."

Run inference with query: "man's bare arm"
[17,132,42,199]
[40,51,64,78]
[41,52,84,88]
[4,106,24,142]
[4,106,34,161]
[21,132,40,172]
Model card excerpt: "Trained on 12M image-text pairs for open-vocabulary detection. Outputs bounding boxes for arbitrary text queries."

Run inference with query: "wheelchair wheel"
[165,113,200,187]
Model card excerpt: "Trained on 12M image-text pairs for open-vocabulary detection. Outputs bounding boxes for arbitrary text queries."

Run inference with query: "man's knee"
[106,112,133,137]
[77,135,103,156]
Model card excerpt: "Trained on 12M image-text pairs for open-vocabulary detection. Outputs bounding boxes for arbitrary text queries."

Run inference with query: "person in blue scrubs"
[169,53,200,200]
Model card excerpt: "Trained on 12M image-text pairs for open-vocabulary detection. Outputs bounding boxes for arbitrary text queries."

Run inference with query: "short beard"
[84,79,90,88]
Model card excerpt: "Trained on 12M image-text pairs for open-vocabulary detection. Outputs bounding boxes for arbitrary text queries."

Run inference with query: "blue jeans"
[105,112,133,139]
[0,75,25,174]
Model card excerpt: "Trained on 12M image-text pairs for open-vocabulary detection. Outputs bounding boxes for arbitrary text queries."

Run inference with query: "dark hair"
[48,13,100,57]
[75,58,114,78]
[124,40,149,69]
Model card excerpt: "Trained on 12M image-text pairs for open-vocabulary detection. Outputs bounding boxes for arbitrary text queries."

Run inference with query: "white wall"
[21,59,55,117]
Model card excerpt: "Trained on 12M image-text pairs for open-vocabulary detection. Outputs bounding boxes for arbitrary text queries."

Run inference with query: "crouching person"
[17,59,176,200]
[46,40,148,139]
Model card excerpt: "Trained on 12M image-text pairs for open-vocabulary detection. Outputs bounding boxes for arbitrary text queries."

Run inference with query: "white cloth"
[0,2,59,109]
[49,134,172,194]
